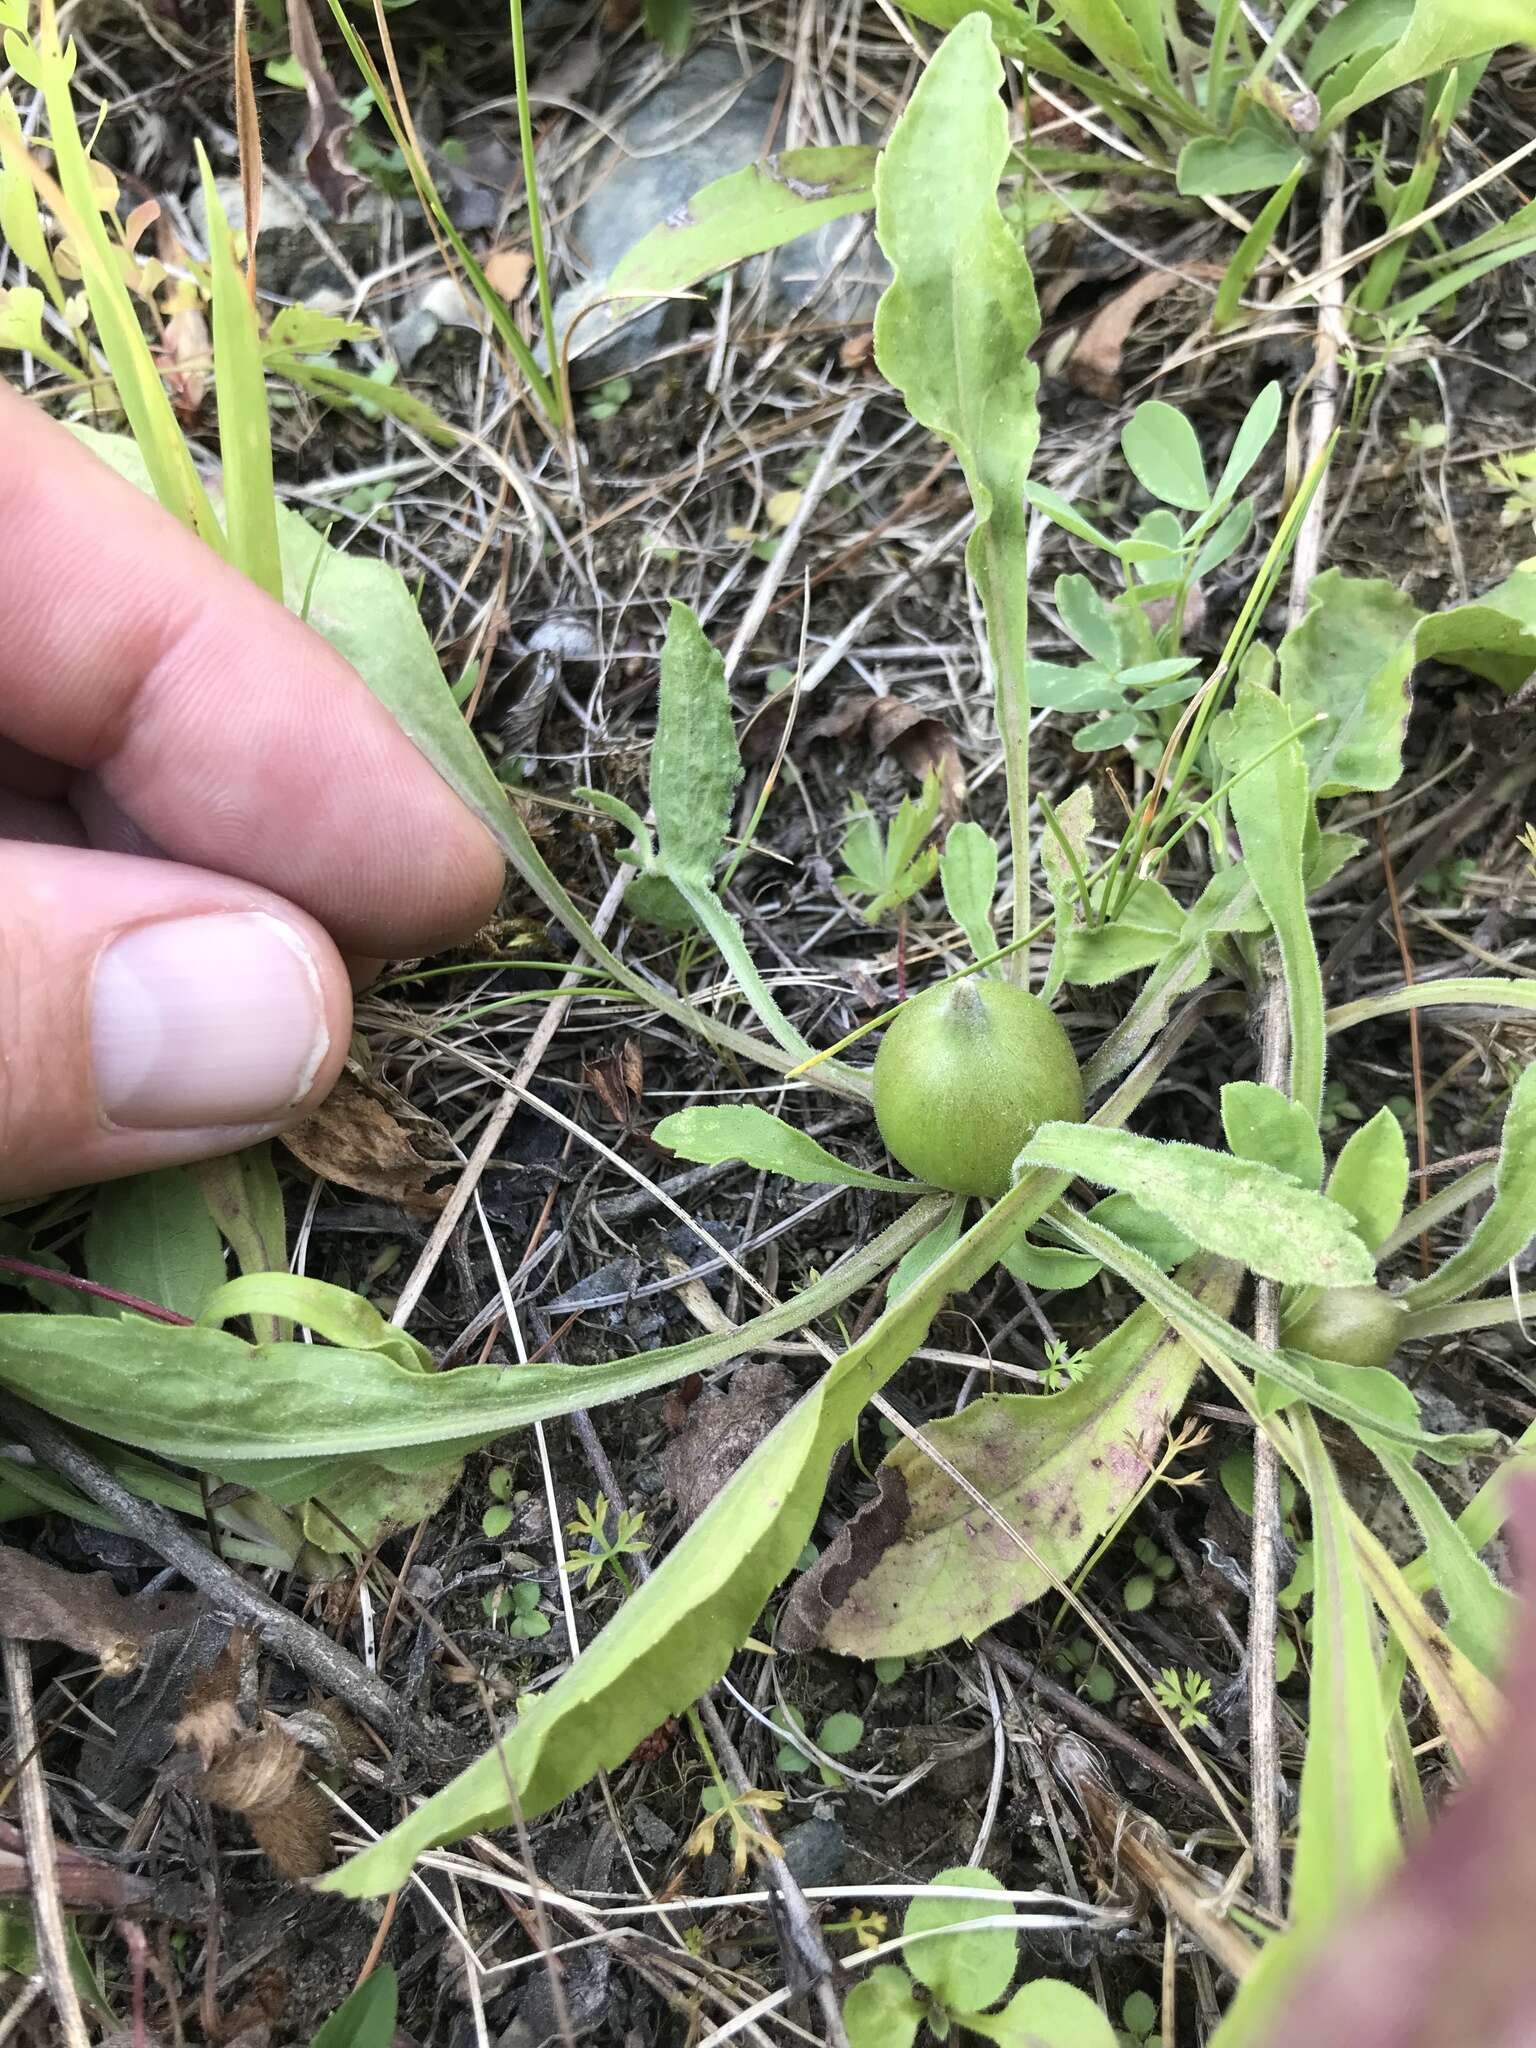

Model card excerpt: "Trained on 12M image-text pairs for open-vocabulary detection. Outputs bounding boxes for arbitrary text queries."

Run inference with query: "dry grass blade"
[2,1640,89,2048]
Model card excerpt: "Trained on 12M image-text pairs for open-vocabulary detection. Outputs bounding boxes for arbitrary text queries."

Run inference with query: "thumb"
[0,842,351,1199]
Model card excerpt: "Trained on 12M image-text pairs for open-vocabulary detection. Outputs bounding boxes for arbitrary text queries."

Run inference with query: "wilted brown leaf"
[1068,270,1186,403]
[0,1549,202,1675]
[177,1642,334,1879]
[285,0,365,220]
[281,1068,453,1211]
[483,245,533,301]
[811,693,966,826]
[587,1039,645,1125]
[661,1364,794,1525]
[162,299,212,414]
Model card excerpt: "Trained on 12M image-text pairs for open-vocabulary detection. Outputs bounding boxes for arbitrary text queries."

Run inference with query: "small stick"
[980,1638,1216,1812]
[2,1639,89,2048]
[0,1401,409,1747]
[1255,120,1351,1910]
[1248,968,1288,1915]
[723,398,867,683]
[1377,815,1432,1273]
[1287,129,1348,628]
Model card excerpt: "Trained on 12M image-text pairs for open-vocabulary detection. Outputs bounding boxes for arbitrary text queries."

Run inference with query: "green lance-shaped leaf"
[874,12,1040,929]
[199,1274,433,1373]
[189,1147,290,1343]
[653,1104,916,1192]
[309,1964,398,2048]
[651,600,742,883]
[1290,1410,1399,1929]
[324,1152,1097,1891]
[0,1202,943,1479]
[1278,570,1419,798]
[27,4,222,549]
[1213,167,1305,333]
[1318,0,1536,132]
[889,1196,969,1302]
[606,145,876,305]
[1055,1205,1490,1460]
[1371,1442,1513,1676]
[197,146,280,601]
[941,820,1000,967]
[780,1258,1239,1657]
[873,14,1038,555]
[1217,680,1326,1122]
[1325,1107,1409,1253]
[1403,1061,1536,1312]
[85,1168,226,1322]
[1327,978,1536,1038]
[1222,1081,1324,1190]
[1018,1125,1374,1288]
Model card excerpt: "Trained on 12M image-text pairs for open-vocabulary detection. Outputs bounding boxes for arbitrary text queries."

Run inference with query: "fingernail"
[92,912,330,1129]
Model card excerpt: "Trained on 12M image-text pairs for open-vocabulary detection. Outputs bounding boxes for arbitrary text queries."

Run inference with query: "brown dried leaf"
[838,330,875,369]
[810,694,966,826]
[0,1549,202,1675]
[162,300,212,414]
[661,1363,794,1525]
[281,1068,452,1211]
[284,0,365,221]
[233,1,262,290]
[483,245,533,301]
[587,1039,645,1125]
[1068,270,1186,404]
[1068,263,1224,402]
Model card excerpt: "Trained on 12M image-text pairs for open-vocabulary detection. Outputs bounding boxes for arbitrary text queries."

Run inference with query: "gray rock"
[549,45,886,386]
[781,1814,847,1889]
[629,1801,678,1854]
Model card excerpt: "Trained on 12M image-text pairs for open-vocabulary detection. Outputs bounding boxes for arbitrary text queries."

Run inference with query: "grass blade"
[196,145,280,598]
[1290,1410,1397,1928]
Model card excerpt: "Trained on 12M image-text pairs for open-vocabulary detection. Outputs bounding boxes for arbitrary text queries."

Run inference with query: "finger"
[0,384,502,956]
[0,842,352,1199]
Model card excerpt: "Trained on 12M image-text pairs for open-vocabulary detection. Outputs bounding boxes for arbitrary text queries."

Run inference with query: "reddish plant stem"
[0,1257,192,1325]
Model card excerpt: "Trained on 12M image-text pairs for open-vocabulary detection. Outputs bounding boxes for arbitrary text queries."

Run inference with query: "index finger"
[0,383,503,956]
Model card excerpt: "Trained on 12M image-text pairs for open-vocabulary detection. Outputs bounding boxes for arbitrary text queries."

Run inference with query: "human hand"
[0,383,502,1199]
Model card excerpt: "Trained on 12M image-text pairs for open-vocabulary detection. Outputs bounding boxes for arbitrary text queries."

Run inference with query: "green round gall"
[871,978,1083,1197]
[1283,1284,1407,1370]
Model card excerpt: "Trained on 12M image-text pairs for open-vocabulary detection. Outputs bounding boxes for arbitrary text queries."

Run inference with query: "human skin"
[0,381,503,1197]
